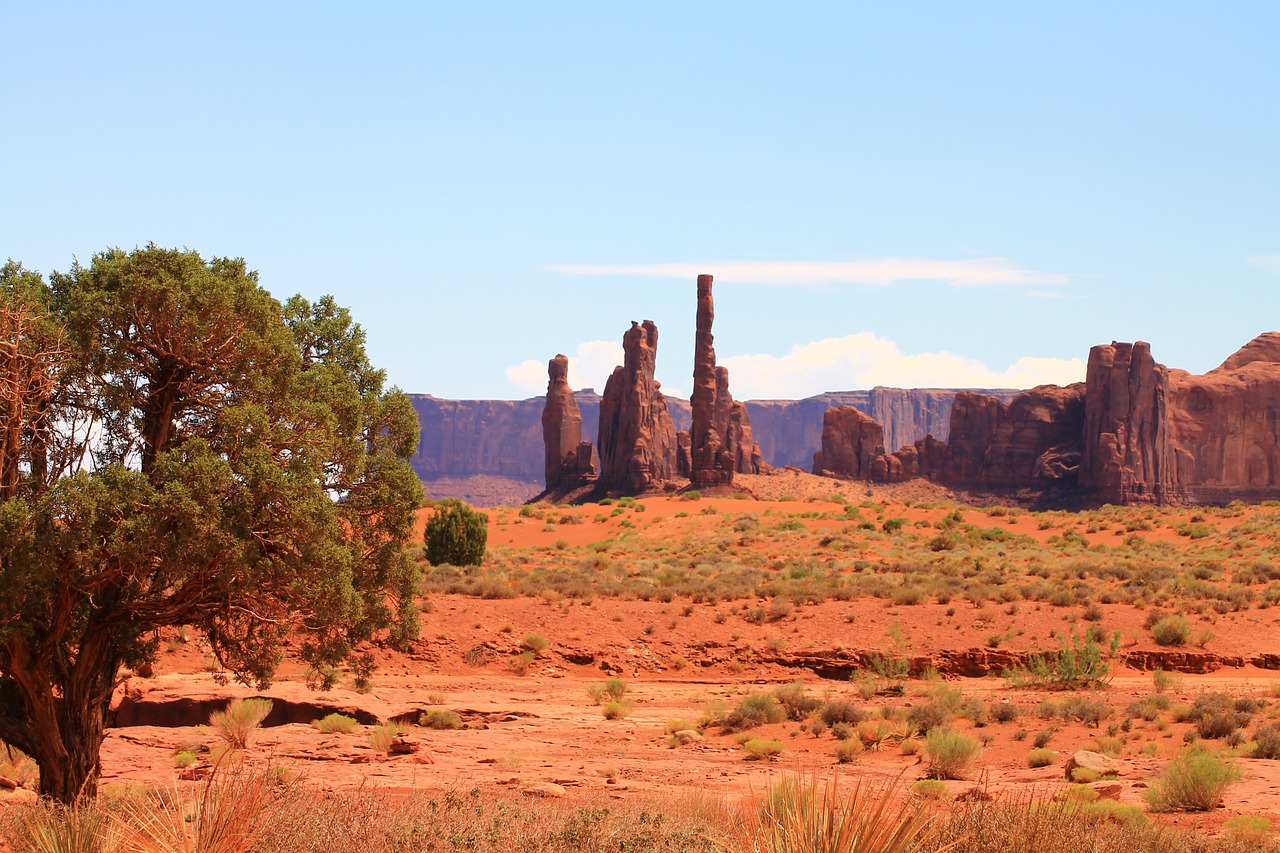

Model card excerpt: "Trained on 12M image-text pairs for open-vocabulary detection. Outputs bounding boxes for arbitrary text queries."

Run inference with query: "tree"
[424,499,488,566]
[0,246,423,803]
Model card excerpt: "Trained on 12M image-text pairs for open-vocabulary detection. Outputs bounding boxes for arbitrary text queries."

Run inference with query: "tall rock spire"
[541,354,596,491]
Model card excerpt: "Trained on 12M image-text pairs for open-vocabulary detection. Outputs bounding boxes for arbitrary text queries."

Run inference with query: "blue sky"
[4,3,1278,400]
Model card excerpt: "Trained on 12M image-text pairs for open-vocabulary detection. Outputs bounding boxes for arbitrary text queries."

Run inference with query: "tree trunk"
[6,628,119,804]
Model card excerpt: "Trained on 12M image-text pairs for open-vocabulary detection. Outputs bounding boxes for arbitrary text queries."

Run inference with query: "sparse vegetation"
[311,713,360,734]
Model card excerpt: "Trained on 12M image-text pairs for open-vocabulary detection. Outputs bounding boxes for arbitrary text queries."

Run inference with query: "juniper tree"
[0,246,422,803]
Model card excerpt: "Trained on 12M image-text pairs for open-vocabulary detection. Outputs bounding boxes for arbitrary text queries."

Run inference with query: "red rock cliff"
[812,406,887,479]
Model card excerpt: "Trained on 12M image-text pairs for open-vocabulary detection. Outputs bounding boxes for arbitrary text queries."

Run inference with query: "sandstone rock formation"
[597,320,680,492]
[1079,342,1170,504]
[944,384,1086,489]
[541,354,597,491]
[812,406,886,479]
[688,275,765,488]
[811,333,1280,507]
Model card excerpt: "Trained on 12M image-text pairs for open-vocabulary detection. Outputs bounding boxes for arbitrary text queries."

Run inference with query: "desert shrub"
[209,698,273,749]
[1033,728,1056,748]
[587,677,629,704]
[424,499,488,566]
[741,738,785,760]
[819,700,864,726]
[1005,630,1109,689]
[419,709,463,730]
[601,700,635,720]
[506,651,535,675]
[924,729,981,780]
[906,701,951,734]
[173,750,198,769]
[832,739,863,763]
[910,779,949,800]
[719,693,787,732]
[1189,692,1251,739]
[1144,746,1240,811]
[664,719,696,734]
[991,702,1021,723]
[366,722,406,753]
[830,722,855,741]
[521,633,549,653]
[1254,722,1280,759]
[771,681,822,721]
[311,713,359,734]
[1150,614,1191,646]
[1026,748,1059,768]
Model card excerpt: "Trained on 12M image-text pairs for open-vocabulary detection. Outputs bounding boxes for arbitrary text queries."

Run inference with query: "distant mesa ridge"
[407,385,1016,506]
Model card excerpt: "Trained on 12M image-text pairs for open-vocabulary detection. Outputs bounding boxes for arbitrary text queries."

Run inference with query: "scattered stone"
[522,782,568,798]
[672,729,703,745]
[1064,750,1120,780]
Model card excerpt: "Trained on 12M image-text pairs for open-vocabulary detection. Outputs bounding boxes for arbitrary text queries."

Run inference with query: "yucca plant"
[0,800,112,853]
[726,774,934,853]
[110,765,277,853]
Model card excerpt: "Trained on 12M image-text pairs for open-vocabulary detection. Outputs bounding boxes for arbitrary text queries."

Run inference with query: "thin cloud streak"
[1248,254,1280,277]
[506,333,1085,401]
[544,258,1068,288]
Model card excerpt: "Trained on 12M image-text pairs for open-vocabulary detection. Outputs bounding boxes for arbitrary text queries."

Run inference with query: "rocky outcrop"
[812,406,886,479]
[541,355,596,491]
[597,320,680,493]
[688,275,765,488]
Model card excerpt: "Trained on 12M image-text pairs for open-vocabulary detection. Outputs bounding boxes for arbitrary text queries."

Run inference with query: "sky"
[4,3,1279,401]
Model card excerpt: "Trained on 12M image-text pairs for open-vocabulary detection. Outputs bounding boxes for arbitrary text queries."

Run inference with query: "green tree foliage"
[0,246,423,803]
[423,499,488,566]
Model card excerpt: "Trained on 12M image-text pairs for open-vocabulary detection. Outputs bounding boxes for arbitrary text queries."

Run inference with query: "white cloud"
[505,340,625,396]
[720,333,1086,399]
[507,333,1086,401]
[544,257,1068,288]
[1248,254,1280,276]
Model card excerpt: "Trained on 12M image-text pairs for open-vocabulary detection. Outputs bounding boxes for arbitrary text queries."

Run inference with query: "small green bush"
[311,713,359,734]
[601,700,634,720]
[521,633,549,654]
[742,738,785,760]
[587,677,628,704]
[424,499,488,566]
[1144,746,1240,811]
[1026,748,1058,768]
[910,779,950,799]
[832,739,863,763]
[419,709,463,730]
[924,729,981,780]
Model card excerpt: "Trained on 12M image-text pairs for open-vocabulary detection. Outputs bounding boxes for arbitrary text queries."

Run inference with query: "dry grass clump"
[730,775,931,853]
[209,698,273,750]
[310,713,359,734]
